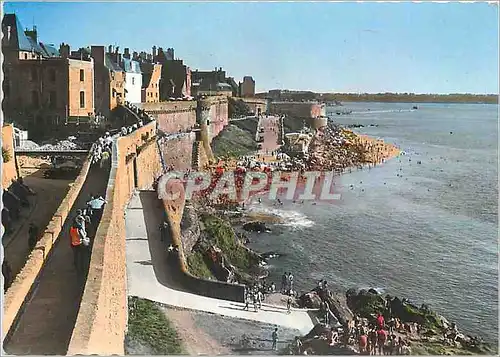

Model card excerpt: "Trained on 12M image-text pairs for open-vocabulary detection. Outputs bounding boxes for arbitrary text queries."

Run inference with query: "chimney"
[152,45,157,58]
[108,45,113,54]
[91,45,105,65]
[132,51,138,60]
[24,26,37,43]
[59,42,70,59]
[124,48,130,59]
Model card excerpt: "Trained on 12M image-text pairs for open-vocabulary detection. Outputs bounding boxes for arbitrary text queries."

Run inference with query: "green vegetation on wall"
[201,214,252,271]
[2,146,11,163]
[211,124,257,158]
[126,297,185,355]
[228,97,253,118]
[186,251,214,279]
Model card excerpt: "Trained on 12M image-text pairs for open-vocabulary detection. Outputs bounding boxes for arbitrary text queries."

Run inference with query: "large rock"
[242,221,268,233]
[323,290,354,327]
[298,291,323,309]
[346,288,387,320]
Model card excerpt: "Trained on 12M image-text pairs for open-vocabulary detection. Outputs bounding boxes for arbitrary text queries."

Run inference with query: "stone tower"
[196,98,215,163]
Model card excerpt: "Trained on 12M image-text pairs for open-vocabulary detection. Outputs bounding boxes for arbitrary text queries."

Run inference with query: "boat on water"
[412,105,418,110]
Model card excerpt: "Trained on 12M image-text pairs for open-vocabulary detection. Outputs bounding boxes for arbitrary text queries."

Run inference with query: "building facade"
[141,63,162,103]
[121,57,142,104]
[2,14,95,133]
[90,45,125,117]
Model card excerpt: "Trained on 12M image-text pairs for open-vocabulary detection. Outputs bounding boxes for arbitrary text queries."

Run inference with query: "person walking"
[281,272,287,293]
[288,272,294,292]
[272,328,278,351]
[287,295,292,314]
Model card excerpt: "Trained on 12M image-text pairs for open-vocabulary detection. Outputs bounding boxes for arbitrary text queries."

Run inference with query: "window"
[79,91,85,108]
[49,69,56,82]
[31,91,39,107]
[132,77,135,85]
[49,91,56,108]
[156,92,158,98]
[24,53,28,60]
[80,69,84,81]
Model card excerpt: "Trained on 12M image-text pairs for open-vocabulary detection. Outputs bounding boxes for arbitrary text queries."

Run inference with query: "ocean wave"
[247,205,315,229]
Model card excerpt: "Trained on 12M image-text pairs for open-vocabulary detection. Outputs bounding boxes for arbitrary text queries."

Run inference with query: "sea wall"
[269,101,325,119]
[67,122,161,355]
[1,124,18,188]
[2,156,91,340]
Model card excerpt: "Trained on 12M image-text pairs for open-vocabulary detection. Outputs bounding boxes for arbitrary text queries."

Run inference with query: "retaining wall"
[2,156,92,340]
[1,124,18,188]
[67,122,161,355]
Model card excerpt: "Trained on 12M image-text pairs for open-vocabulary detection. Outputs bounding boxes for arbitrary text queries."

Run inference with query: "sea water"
[246,102,498,343]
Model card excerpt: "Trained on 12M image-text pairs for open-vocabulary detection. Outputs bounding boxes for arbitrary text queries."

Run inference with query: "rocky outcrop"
[180,203,201,254]
[298,288,354,327]
[345,288,445,330]
[242,221,269,233]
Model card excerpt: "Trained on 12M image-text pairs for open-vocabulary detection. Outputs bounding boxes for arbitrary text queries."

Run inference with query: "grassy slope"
[211,124,257,158]
[126,297,186,355]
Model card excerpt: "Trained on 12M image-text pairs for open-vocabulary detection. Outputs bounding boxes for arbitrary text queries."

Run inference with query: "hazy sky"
[3,1,499,94]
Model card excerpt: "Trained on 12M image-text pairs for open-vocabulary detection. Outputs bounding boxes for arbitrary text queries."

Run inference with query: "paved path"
[125,191,316,335]
[258,116,281,156]
[4,164,110,355]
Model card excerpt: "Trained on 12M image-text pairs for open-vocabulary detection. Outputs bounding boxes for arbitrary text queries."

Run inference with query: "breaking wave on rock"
[247,205,315,230]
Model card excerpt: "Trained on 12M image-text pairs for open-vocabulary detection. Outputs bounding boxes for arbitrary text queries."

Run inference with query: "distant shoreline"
[256,91,499,104]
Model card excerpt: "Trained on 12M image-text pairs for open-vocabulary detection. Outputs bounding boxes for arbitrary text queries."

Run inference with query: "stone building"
[141,63,162,103]
[239,76,255,97]
[2,14,95,134]
[90,45,125,117]
[121,50,142,104]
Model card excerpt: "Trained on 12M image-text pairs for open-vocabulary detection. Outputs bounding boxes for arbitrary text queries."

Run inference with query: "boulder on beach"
[242,221,269,233]
[298,291,323,309]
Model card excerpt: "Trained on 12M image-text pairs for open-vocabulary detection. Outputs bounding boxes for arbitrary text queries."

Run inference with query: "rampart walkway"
[4,164,110,355]
[125,191,316,335]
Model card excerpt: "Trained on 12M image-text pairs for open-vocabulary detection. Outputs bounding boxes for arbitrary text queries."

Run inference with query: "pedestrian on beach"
[272,328,278,351]
[287,295,292,314]
[288,272,294,291]
[281,272,288,292]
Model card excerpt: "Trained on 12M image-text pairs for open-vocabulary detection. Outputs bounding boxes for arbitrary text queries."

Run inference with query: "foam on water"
[247,204,315,230]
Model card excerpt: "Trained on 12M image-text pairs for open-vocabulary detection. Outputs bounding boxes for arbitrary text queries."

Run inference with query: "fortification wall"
[2,156,91,340]
[139,101,197,134]
[158,133,196,170]
[269,101,325,118]
[238,97,268,115]
[68,122,161,355]
[2,124,18,188]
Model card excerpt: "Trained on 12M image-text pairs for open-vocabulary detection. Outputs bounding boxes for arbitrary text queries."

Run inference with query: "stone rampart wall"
[67,122,161,355]
[269,101,325,119]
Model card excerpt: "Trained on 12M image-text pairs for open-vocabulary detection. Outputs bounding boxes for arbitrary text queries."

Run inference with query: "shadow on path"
[4,164,110,355]
[139,191,190,293]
